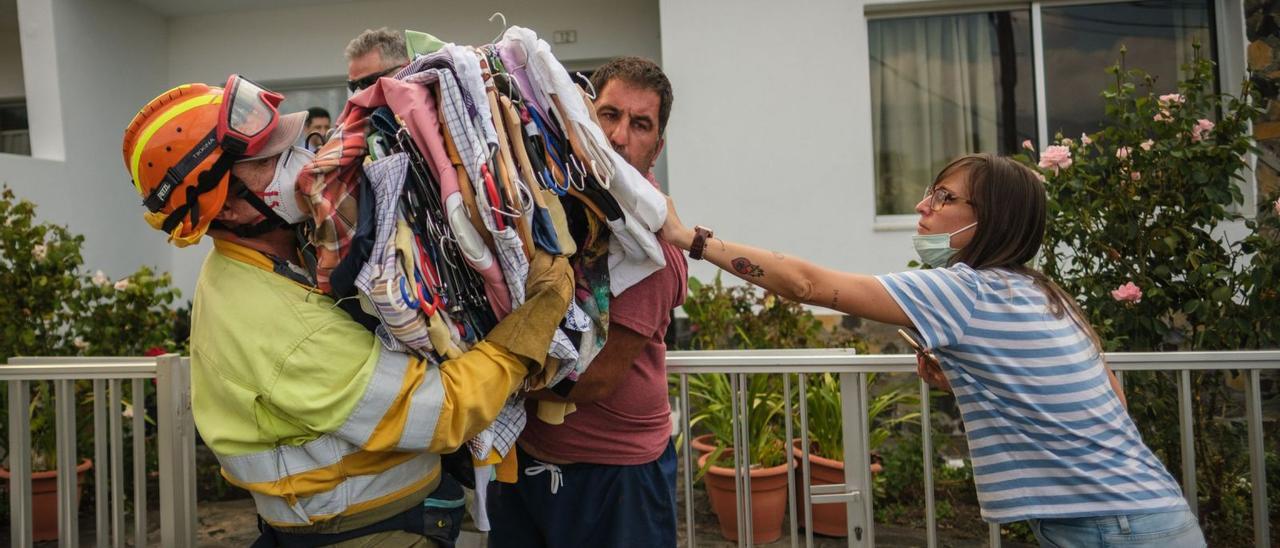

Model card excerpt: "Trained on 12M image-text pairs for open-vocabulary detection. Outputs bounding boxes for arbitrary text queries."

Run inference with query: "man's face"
[595,80,664,173]
[347,50,386,82]
[306,116,330,137]
[216,156,279,227]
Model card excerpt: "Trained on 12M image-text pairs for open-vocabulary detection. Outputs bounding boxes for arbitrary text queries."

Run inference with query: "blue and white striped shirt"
[878,264,1187,523]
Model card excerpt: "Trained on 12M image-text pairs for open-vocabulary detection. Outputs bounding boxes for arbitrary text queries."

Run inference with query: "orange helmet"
[122,77,305,247]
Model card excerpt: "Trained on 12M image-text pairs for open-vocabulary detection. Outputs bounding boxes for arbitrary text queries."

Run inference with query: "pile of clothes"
[294,26,666,490]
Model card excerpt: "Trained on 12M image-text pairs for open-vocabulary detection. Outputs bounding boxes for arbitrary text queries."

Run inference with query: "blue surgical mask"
[912,222,976,268]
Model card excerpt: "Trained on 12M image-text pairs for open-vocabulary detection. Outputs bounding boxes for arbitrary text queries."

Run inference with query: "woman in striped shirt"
[659,153,1205,547]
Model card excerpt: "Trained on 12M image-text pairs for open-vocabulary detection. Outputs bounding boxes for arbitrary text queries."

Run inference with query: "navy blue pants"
[487,441,677,548]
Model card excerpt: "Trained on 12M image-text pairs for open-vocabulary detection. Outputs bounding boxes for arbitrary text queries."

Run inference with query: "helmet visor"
[218,75,283,156]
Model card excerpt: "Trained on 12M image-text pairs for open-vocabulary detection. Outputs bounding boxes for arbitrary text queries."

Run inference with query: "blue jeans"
[1029,508,1205,548]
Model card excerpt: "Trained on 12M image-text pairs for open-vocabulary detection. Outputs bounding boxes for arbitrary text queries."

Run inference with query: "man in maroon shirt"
[488,57,688,548]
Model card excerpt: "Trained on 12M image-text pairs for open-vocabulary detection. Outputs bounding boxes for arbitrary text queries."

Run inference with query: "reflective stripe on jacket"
[191,239,528,529]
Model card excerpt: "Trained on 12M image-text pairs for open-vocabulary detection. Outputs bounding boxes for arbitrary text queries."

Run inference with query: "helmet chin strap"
[209,175,290,238]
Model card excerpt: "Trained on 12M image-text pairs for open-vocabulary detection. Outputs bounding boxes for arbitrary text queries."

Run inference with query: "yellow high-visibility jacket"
[190,239,565,533]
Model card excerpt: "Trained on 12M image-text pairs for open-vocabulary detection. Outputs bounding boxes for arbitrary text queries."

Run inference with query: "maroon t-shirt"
[520,203,688,465]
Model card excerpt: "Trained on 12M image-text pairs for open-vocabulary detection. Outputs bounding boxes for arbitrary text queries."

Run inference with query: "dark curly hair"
[590,56,673,134]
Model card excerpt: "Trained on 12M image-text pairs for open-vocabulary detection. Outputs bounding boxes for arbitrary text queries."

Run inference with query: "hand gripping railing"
[667,349,1278,548]
[3,355,197,548]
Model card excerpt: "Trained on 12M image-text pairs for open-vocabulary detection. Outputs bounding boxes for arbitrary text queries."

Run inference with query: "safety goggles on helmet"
[217,74,284,157]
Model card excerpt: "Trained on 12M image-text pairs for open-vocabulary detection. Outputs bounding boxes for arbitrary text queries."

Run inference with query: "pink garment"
[519,174,688,465]
[374,77,514,319]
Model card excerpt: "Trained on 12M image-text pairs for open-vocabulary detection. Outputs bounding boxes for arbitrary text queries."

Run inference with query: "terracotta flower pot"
[0,458,93,542]
[699,449,794,543]
[792,440,883,537]
[689,433,718,457]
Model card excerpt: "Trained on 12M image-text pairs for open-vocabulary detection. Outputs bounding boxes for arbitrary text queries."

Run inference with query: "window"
[870,11,1035,216]
[870,0,1216,217]
[1041,1,1214,140]
[0,0,29,156]
[0,101,28,156]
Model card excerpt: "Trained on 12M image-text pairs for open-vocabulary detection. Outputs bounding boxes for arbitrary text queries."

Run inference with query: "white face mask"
[262,146,313,224]
[912,222,976,268]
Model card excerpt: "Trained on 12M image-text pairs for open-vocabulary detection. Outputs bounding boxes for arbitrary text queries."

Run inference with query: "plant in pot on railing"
[679,273,867,456]
[689,372,794,543]
[0,187,181,541]
[794,372,920,537]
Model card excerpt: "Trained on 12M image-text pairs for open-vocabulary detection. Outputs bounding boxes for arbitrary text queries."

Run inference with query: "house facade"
[0,0,1269,296]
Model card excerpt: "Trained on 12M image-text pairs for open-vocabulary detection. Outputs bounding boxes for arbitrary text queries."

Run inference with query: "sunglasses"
[347,65,403,92]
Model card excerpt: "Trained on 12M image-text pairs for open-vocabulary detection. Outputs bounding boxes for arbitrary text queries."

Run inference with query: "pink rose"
[1274,196,1280,216]
[1115,146,1131,160]
[1140,139,1154,151]
[1153,113,1169,122]
[1190,119,1215,142]
[1158,93,1185,106]
[1022,139,1034,151]
[1038,145,1073,174]
[1111,282,1143,303]
[1130,171,1141,181]
[1081,134,1092,145]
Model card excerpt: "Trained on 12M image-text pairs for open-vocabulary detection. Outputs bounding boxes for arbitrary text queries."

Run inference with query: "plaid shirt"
[298,98,372,294]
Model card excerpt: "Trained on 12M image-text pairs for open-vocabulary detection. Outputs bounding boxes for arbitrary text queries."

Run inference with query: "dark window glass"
[1042,0,1216,139]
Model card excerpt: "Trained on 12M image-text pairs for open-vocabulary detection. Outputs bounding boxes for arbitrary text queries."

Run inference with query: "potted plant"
[689,372,794,543]
[0,188,181,541]
[792,372,919,537]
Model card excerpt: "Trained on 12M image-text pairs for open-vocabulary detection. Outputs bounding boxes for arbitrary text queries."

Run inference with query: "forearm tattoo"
[731,257,765,278]
[831,289,840,308]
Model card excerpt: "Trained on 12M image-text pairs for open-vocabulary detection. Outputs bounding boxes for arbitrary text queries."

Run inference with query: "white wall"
[659,0,916,285]
[0,0,171,290]
[168,0,661,85]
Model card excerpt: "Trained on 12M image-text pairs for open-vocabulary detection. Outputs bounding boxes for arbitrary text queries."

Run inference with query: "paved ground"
[34,493,1033,547]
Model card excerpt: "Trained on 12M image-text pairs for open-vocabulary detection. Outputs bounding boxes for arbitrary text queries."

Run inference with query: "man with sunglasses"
[346,27,411,94]
[122,77,574,547]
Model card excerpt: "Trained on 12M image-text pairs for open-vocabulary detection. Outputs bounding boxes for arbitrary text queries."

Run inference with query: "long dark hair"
[936,153,1103,353]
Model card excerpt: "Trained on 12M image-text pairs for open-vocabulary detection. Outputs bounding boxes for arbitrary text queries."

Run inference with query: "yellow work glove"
[484,249,574,370]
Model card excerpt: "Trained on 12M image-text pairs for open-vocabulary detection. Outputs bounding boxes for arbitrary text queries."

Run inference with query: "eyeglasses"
[923,187,973,212]
[347,65,403,92]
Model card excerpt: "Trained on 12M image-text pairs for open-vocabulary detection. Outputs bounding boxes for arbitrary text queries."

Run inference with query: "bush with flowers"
[0,186,184,472]
[1017,46,1280,543]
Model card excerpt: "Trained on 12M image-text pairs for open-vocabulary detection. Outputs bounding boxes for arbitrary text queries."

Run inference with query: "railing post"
[921,379,937,548]
[157,354,196,548]
[94,379,109,548]
[1244,369,1270,547]
[132,378,148,548]
[839,372,871,547]
[9,379,33,548]
[1178,369,1198,515]
[678,374,696,548]
[55,379,79,548]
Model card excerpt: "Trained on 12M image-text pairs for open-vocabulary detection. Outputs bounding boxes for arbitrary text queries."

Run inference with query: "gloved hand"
[484,248,574,370]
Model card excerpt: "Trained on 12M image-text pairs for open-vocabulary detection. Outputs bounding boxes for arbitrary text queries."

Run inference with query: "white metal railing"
[667,349,1279,548]
[7,350,1273,547]
[3,355,197,548]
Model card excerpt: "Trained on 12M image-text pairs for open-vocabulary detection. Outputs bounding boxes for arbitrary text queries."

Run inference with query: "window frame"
[865,0,1252,228]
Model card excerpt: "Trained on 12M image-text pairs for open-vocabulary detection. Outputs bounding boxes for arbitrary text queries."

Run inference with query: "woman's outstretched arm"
[660,197,912,327]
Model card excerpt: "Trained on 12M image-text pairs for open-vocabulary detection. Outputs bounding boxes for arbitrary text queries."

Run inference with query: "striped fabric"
[877,264,1187,523]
